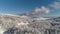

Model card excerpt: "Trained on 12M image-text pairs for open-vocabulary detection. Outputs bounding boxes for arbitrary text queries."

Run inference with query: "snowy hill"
[0,14,53,34]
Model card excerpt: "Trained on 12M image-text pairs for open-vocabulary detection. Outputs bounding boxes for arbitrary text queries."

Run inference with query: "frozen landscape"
[0,14,59,34]
[0,0,60,34]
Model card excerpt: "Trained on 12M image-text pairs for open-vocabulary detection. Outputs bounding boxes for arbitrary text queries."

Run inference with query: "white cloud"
[23,1,60,16]
[50,2,60,9]
[23,6,50,16]
[34,6,50,14]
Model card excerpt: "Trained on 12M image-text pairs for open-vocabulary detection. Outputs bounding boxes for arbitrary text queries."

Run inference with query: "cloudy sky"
[0,0,60,17]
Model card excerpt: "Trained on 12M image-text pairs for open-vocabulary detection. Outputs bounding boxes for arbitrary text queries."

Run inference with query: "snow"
[0,27,5,34]
[17,22,29,26]
[34,17,49,20]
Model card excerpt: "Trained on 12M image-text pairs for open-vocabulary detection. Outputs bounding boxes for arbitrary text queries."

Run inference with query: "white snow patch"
[17,22,29,26]
[15,21,29,27]
[35,17,49,20]
[0,28,5,34]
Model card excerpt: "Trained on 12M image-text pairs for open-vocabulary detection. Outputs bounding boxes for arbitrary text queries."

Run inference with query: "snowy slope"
[0,14,52,34]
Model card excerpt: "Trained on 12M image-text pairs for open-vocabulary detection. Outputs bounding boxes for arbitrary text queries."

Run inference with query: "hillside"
[0,14,52,34]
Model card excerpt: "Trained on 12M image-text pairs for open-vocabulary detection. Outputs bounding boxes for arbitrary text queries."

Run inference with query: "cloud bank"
[23,6,50,16]
[50,2,60,9]
[34,6,50,14]
[21,1,60,17]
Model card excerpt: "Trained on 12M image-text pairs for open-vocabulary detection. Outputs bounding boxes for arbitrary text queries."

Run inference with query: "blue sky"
[0,0,60,17]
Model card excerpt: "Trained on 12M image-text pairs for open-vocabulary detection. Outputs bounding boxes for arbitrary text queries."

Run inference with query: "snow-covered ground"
[0,14,59,34]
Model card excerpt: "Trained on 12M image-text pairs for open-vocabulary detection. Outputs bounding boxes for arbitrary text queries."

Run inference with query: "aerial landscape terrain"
[0,14,60,34]
[0,0,60,34]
